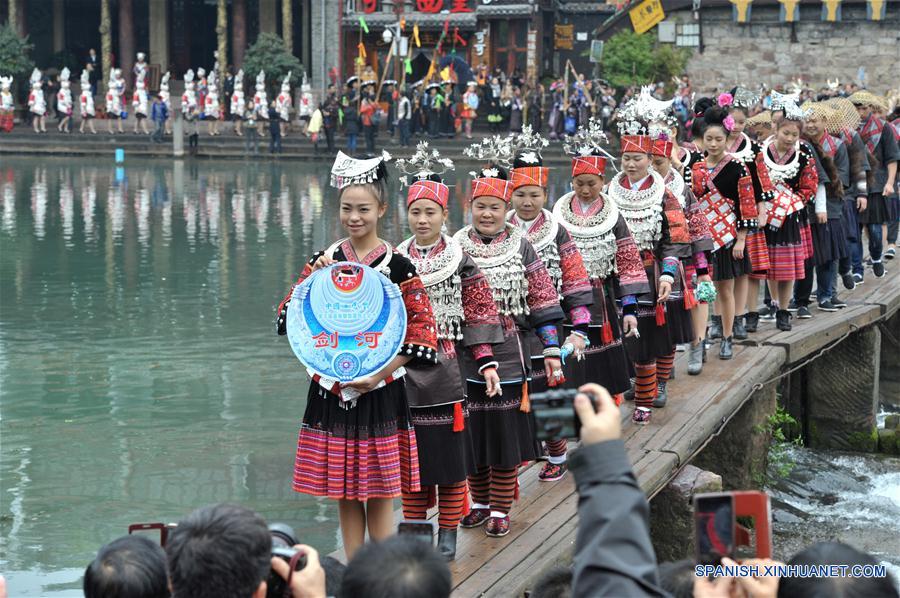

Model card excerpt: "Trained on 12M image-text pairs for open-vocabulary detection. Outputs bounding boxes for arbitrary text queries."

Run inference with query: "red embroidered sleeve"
[558,238,592,298]
[685,196,712,247]
[797,152,819,204]
[753,152,776,201]
[615,236,647,289]
[399,276,439,357]
[691,162,708,197]
[469,343,494,361]
[461,272,501,327]
[663,190,691,245]
[737,164,759,228]
[525,259,560,313]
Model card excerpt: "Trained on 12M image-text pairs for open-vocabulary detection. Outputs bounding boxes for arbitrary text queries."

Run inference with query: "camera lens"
[268,523,297,549]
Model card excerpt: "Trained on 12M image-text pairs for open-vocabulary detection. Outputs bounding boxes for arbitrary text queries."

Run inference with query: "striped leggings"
[401,481,467,530]
[467,466,518,514]
[635,352,675,408]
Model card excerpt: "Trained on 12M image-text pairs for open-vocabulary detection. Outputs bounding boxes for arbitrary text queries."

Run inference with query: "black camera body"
[530,388,592,442]
[267,523,307,598]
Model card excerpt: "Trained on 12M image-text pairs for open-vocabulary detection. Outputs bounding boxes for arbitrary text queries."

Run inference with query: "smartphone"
[693,493,735,566]
[398,520,435,546]
[128,522,176,547]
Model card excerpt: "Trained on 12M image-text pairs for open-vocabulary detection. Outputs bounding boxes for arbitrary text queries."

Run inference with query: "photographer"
[165,503,326,598]
[570,384,667,597]
[340,535,451,598]
[84,535,169,598]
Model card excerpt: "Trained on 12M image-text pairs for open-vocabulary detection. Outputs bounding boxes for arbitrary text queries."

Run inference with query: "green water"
[0,156,572,596]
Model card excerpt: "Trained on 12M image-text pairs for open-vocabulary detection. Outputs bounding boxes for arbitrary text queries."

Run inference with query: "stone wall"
[669,3,899,93]
[310,0,342,90]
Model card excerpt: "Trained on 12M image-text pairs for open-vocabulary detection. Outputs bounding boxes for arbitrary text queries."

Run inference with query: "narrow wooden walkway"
[337,271,900,597]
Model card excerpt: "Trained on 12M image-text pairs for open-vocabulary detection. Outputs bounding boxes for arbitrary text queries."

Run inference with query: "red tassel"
[614,393,624,406]
[519,381,530,413]
[601,321,614,345]
[683,286,698,310]
[425,485,437,510]
[655,303,666,326]
[452,402,465,432]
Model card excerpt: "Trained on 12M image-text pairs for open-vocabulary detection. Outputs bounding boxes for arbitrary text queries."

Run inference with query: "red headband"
[572,156,607,178]
[650,139,673,158]
[407,180,449,208]
[510,166,549,190]
[621,135,652,154]
[471,177,513,203]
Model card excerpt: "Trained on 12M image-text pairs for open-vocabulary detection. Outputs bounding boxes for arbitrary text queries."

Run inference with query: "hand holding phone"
[398,520,435,546]
[574,383,621,445]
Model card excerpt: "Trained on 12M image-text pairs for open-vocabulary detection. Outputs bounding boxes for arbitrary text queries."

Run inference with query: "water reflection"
[0,156,572,596]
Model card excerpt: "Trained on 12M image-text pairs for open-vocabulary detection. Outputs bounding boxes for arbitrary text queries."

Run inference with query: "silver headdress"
[395,142,454,188]
[732,86,760,109]
[781,98,812,122]
[770,90,801,111]
[330,150,392,189]
[463,134,513,177]
[563,117,618,170]
[509,124,550,165]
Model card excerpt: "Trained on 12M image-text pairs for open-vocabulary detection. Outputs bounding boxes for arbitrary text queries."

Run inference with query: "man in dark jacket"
[268,102,282,154]
[150,94,168,143]
[570,384,667,597]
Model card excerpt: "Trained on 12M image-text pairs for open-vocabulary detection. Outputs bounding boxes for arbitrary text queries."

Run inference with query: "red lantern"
[361,0,378,13]
[417,0,443,13]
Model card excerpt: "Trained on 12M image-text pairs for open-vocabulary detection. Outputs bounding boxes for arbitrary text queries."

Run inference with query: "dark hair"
[693,96,715,118]
[340,535,452,598]
[657,560,695,598]
[84,535,169,598]
[701,106,729,136]
[529,566,572,598]
[479,162,508,179]
[802,135,843,198]
[165,503,271,598]
[777,542,898,598]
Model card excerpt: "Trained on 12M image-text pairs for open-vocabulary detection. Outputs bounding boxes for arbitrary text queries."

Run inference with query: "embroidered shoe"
[538,462,568,482]
[485,515,510,537]
[460,508,490,528]
[632,407,652,425]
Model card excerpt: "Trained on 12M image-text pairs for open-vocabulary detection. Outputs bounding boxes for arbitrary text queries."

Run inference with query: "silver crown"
[395,142,454,188]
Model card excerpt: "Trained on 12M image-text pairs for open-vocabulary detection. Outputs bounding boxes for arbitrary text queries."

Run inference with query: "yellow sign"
[630,0,665,35]
[554,24,574,50]
[778,0,800,22]
[868,0,885,20]
[822,0,841,21]
[730,0,753,22]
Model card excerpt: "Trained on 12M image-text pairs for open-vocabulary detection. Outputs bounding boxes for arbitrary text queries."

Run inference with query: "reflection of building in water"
[135,173,151,250]
[31,168,47,240]
[306,176,325,248]
[253,190,270,244]
[81,170,97,244]
[232,175,247,245]
[206,175,221,242]
[278,173,291,238]
[184,188,198,250]
[2,174,15,234]
[107,177,126,241]
[59,171,75,248]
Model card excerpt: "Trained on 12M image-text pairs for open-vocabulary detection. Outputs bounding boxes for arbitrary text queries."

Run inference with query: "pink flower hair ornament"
[723,115,736,132]
[717,92,734,107]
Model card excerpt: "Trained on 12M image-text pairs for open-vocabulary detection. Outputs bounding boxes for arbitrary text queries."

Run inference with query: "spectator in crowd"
[530,566,573,598]
[777,542,898,598]
[340,535,452,598]
[269,101,282,154]
[397,89,412,147]
[150,93,168,143]
[83,535,169,598]
[87,48,100,95]
[320,84,339,153]
[528,83,545,133]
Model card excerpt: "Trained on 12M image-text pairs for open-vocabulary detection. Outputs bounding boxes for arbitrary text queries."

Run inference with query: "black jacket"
[570,440,667,597]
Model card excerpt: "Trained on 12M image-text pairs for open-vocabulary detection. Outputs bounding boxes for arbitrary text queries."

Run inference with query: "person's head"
[407,176,449,246]
[327,84,335,95]
[701,106,730,158]
[657,559,695,598]
[340,179,388,241]
[621,151,651,182]
[728,105,748,136]
[90,48,96,56]
[775,117,802,151]
[571,155,607,203]
[165,503,271,598]
[777,542,898,598]
[341,535,451,598]
[471,164,511,236]
[510,152,549,221]
[529,566,572,598]
[855,101,872,120]
[84,535,169,598]
[649,137,674,177]
[804,111,827,141]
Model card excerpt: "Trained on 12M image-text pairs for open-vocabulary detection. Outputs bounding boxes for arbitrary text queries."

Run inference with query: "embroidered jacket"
[762,141,820,207]
[728,133,776,205]
[691,155,759,231]
[665,169,713,273]
[397,235,504,408]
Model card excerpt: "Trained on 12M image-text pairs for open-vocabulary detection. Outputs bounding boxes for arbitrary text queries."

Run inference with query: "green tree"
[241,33,303,96]
[0,24,35,103]
[600,30,691,91]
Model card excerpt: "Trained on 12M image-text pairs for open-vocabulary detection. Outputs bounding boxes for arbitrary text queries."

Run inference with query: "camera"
[267,523,307,598]
[529,388,596,442]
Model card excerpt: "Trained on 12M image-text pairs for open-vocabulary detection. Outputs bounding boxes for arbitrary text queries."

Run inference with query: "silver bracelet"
[659,274,675,285]
[477,361,499,374]
[542,347,562,359]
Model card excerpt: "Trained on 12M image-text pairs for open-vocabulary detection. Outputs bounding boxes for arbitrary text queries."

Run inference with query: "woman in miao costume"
[454,136,565,538]
[722,88,776,336]
[648,120,714,377]
[758,99,819,332]
[691,107,759,358]
[606,98,695,425]
[554,118,650,413]
[275,151,438,559]
[394,143,505,560]
[506,126,593,481]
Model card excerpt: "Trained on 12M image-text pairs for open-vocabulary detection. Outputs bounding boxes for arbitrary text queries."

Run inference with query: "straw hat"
[822,97,861,133]
[848,90,888,111]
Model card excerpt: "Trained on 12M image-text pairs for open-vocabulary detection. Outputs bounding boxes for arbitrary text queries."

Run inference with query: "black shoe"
[831,296,848,309]
[796,305,813,319]
[745,311,760,333]
[873,261,885,278]
[708,315,723,340]
[886,247,896,260]
[719,336,733,360]
[817,300,839,312]
[787,299,799,313]
[759,305,776,320]
[623,378,635,401]
[652,382,668,408]
[776,309,793,331]
[437,528,457,561]
[853,273,864,285]
[841,272,856,290]
[733,315,748,340]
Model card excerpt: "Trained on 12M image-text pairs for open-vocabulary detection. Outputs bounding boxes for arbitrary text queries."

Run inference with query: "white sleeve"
[815,183,827,214]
